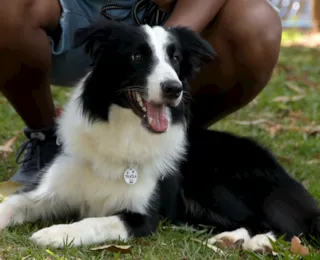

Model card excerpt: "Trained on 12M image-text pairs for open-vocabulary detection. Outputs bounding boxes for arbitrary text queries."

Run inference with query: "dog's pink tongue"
[145,102,168,133]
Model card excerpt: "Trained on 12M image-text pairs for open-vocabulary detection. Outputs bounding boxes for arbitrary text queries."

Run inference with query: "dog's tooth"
[138,99,143,108]
[136,93,142,103]
[142,106,146,112]
[148,117,153,125]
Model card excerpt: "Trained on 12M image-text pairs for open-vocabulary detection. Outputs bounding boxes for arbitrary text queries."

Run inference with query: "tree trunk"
[313,0,320,32]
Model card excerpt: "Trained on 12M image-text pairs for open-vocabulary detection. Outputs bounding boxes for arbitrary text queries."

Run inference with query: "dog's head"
[73,19,215,133]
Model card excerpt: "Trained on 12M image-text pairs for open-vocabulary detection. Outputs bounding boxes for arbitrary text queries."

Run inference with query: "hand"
[153,0,177,13]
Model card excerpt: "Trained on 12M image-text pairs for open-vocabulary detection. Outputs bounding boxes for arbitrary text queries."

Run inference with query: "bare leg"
[0,0,62,184]
[0,0,61,129]
[165,0,282,128]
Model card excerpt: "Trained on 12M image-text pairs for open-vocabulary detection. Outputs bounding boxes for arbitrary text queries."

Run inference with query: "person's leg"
[0,0,61,129]
[0,0,62,185]
[188,0,282,128]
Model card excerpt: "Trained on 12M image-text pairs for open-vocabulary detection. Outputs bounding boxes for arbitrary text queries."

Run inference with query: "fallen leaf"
[0,136,19,154]
[290,236,309,256]
[0,181,24,201]
[273,95,305,103]
[90,244,132,254]
[191,238,225,256]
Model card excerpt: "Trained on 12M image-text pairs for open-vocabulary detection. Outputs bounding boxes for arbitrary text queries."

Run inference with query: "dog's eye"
[131,53,143,61]
[172,55,179,63]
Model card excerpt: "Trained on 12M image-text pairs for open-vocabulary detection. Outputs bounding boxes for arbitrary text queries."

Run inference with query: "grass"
[0,30,320,259]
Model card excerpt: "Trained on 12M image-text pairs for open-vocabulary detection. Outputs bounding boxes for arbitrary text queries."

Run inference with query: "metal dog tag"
[124,168,138,185]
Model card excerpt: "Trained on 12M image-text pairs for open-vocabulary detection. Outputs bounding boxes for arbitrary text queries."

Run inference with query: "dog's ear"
[169,27,216,78]
[73,19,128,63]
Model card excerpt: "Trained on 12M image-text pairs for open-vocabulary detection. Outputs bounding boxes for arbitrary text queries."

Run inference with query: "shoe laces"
[15,132,46,171]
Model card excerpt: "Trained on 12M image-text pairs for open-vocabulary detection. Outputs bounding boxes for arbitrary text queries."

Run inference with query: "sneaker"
[9,127,61,186]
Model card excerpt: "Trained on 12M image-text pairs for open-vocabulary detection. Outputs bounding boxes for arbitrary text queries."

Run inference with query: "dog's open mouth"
[126,91,169,133]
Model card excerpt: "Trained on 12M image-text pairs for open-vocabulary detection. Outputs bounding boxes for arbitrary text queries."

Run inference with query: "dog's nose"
[161,80,183,99]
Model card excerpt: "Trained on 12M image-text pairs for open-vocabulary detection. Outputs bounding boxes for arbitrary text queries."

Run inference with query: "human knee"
[225,0,282,84]
[0,0,61,50]
[0,0,62,78]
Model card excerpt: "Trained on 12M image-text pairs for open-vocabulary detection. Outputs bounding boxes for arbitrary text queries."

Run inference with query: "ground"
[0,30,319,259]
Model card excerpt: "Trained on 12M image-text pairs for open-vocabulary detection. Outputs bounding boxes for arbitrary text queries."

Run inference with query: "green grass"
[0,31,320,259]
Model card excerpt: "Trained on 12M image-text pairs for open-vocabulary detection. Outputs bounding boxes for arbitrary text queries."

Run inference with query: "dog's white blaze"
[142,25,182,103]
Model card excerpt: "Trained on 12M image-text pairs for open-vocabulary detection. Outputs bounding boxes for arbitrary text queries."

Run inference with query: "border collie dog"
[0,19,320,253]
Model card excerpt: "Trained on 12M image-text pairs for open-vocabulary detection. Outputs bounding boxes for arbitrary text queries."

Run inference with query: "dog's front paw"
[207,228,251,249]
[242,233,276,254]
[30,224,84,248]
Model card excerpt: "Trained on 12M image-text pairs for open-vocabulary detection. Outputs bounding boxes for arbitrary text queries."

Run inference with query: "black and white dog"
[0,19,319,253]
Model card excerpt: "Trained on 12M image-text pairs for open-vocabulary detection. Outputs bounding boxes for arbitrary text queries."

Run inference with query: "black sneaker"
[10,127,61,186]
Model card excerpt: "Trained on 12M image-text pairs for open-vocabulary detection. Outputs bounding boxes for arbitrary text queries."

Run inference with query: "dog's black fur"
[162,128,320,240]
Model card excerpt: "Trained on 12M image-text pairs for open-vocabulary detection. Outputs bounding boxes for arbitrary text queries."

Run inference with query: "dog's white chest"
[55,101,187,218]
[76,163,158,218]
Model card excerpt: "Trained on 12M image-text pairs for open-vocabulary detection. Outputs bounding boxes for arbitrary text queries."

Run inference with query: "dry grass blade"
[232,119,320,138]
[308,126,320,136]
[232,119,270,126]
[21,256,35,260]
[273,95,305,103]
[285,82,305,94]
[190,238,225,256]
[306,159,320,165]
[90,244,132,254]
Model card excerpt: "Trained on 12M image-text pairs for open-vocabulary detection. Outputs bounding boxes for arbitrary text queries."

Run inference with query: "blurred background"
[269,0,313,29]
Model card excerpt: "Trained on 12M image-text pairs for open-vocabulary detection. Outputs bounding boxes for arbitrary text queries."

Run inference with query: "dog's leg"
[0,155,82,230]
[30,212,159,248]
[0,188,64,230]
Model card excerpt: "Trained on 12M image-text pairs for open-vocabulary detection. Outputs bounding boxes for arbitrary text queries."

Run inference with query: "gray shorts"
[50,0,170,86]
